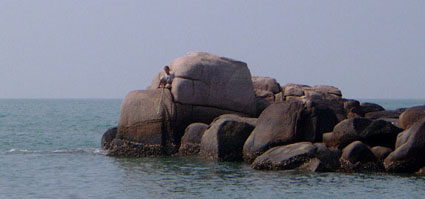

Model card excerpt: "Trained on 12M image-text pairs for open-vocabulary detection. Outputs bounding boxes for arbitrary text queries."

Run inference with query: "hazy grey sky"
[1,1,424,99]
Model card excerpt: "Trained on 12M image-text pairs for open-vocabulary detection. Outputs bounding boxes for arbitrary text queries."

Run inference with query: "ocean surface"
[1,99,425,199]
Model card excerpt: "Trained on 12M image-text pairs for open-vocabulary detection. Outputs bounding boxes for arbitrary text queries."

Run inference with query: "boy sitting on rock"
[158,66,174,89]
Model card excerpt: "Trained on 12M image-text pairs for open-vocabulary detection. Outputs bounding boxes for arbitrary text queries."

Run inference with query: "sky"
[0,0,424,99]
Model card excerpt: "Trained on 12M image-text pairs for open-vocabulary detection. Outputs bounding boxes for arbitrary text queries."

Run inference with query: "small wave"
[4,148,106,155]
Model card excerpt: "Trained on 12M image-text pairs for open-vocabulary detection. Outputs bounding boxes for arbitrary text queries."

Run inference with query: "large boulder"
[323,118,372,149]
[150,52,256,117]
[359,119,403,149]
[178,123,209,155]
[384,118,425,172]
[340,141,382,172]
[251,142,317,170]
[243,101,314,163]
[251,142,340,172]
[200,115,256,161]
[399,105,425,129]
[108,89,177,157]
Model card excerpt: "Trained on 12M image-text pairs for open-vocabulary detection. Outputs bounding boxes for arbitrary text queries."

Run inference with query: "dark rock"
[371,146,392,160]
[243,101,314,163]
[251,142,341,172]
[365,110,402,120]
[323,118,372,149]
[359,119,403,149]
[178,123,209,155]
[101,127,117,150]
[340,141,383,172]
[384,118,425,172]
[360,102,385,114]
[305,100,339,142]
[306,97,346,123]
[399,105,425,129]
[344,99,365,119]
[251,142,317,170]
[253,90,275,117]
[200,115,256,161]
[379,118,402,129]
[311,143,341,172]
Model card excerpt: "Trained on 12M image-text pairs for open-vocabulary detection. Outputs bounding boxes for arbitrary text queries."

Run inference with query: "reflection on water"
[109,156,425,199]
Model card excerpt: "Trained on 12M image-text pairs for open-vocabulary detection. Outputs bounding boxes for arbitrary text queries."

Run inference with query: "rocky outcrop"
[105,52,258,157]
[100,52,425,174]
[399,105,425,129]
[200,114,256,161]
[178,123,209,155]
[384,118,425,172]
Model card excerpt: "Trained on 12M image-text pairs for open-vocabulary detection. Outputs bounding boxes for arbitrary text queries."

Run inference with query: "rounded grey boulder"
[150,52,256,117]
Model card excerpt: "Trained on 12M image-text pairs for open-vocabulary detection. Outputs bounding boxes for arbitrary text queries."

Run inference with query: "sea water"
[1,99,425,199]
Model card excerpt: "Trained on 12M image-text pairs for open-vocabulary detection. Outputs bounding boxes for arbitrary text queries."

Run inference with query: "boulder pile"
[101,52,425,174]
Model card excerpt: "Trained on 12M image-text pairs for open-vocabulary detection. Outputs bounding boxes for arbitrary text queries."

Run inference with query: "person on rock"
[158,66,174,89]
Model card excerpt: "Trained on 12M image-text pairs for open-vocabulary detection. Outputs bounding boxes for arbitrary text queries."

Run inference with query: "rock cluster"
[101,52,425,174]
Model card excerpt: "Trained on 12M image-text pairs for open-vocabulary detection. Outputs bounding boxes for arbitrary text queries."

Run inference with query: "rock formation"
[100,52,425,174]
